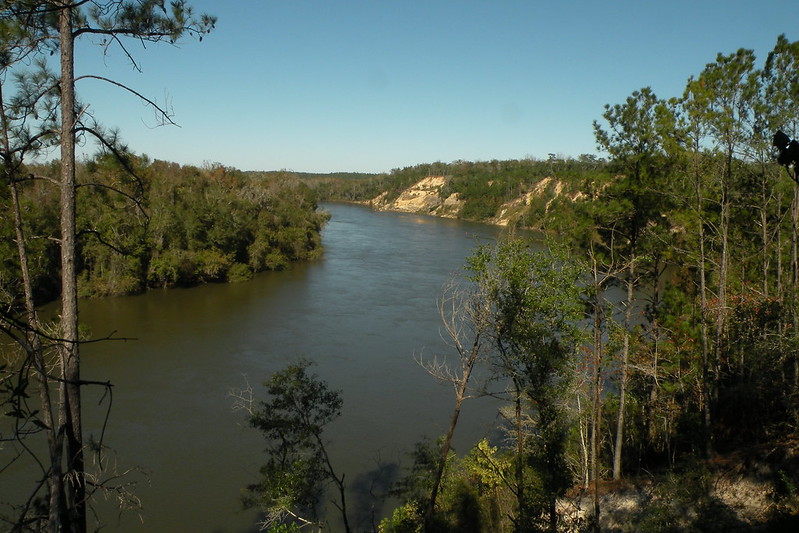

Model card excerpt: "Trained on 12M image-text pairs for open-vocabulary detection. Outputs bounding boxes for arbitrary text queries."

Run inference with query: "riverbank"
[305,157,604,230]
[1,158,330,304]
[361,173,586,229]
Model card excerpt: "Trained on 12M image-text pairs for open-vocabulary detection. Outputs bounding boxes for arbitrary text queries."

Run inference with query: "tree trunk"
[590,258,604,533]
[9,178,64,532]
[792,181,799,390]
[646,256,663,454]
[612,260,634,480]
[761,176,770,297]
[577,395,590,489]
[713,167,730,407]
[694,153,712,459]
[776,190,783,334]
[425,347,477,525]
[1,64,65,530]
[514,378,526,531]
[58,5,86,531]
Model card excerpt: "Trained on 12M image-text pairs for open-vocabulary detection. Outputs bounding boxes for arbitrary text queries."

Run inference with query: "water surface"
[7,203,520,531]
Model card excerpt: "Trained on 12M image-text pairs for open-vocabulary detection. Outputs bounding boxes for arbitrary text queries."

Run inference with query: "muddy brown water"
[3,203,523,532]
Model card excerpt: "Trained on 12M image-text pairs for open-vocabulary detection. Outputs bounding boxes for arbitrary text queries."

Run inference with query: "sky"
[67,0,799,174]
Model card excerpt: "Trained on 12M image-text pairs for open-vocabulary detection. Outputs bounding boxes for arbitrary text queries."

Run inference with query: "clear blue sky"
[71,0,798,173]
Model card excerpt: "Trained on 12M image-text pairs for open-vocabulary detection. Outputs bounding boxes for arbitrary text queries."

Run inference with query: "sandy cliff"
[369,175,582,227]
[369,176,462,218]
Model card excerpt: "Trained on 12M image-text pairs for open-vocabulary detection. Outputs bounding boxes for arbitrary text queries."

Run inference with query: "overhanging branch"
[75,74,178,126]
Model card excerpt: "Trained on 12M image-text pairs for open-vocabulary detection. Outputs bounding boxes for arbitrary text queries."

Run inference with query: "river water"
[3,203,526,532]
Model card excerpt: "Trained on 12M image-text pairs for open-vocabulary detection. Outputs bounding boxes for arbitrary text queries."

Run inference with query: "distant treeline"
[245,169,383,184]
[0,156,328,303]
[304,155,611,225]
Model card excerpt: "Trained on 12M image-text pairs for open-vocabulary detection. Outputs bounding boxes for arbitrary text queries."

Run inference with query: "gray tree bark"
[58,3,86,531]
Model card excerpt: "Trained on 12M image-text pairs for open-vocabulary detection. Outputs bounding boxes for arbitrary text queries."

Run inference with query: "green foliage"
[445,479,483,533]
[1,2,215,531]
[8,22,799,532]
[362,37,799,523]
[378,501,425,533]
[1,156,328,300]
[461,439,514,533]
[386,241,587,532]
[627,463,752,533]
[258,33,799,533]
[227,262,253,282]
[390,437,454,507]
[0,179,60,306]
[265,524,303,533]
[317,157,609,227]
[462,439,509,489]
[244,360,345,529]
[465,240,586,531]
[386,438,524,533]
[143,162,326,289]
[466,239,585,350]
[714,292,798,449]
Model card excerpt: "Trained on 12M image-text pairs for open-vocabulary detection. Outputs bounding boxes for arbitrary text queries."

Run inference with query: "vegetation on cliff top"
[305,156,608,228]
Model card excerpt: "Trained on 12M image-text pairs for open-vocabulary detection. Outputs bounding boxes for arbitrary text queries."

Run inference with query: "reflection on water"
[3,203,524,532]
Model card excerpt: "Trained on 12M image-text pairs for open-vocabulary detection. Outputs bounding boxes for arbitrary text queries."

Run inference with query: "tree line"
[242,35,799,532]
[1,156,328,302]
[313,156,608,227]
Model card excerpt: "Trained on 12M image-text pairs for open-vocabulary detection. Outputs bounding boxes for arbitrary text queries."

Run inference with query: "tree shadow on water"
[349,458,401,532]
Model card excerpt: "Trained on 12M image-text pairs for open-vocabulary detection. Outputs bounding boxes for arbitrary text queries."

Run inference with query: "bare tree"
[417,276,493,526]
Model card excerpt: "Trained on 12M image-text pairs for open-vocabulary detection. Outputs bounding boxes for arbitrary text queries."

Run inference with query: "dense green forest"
[0,157,328,303]
[308,156,608,226]
[243,37,799,533]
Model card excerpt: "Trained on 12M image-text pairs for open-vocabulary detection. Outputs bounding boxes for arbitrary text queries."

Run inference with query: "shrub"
[227,262,253,282]
[378,501,424,533]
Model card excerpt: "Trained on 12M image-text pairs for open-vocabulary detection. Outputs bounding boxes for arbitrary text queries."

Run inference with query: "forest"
[243,37,799,533]
[1,156,329,302]
[2,1,799,532]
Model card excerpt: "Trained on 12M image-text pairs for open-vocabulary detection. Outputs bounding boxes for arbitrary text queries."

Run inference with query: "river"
[3,203,527,532]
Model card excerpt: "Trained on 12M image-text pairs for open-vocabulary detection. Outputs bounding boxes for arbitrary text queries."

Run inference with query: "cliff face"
[490,177,587,226]
[369,176,462,218]
[368,175,583,226]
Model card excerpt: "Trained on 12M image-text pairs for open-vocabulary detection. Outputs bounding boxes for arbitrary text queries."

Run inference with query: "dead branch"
[75,75,177,126]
